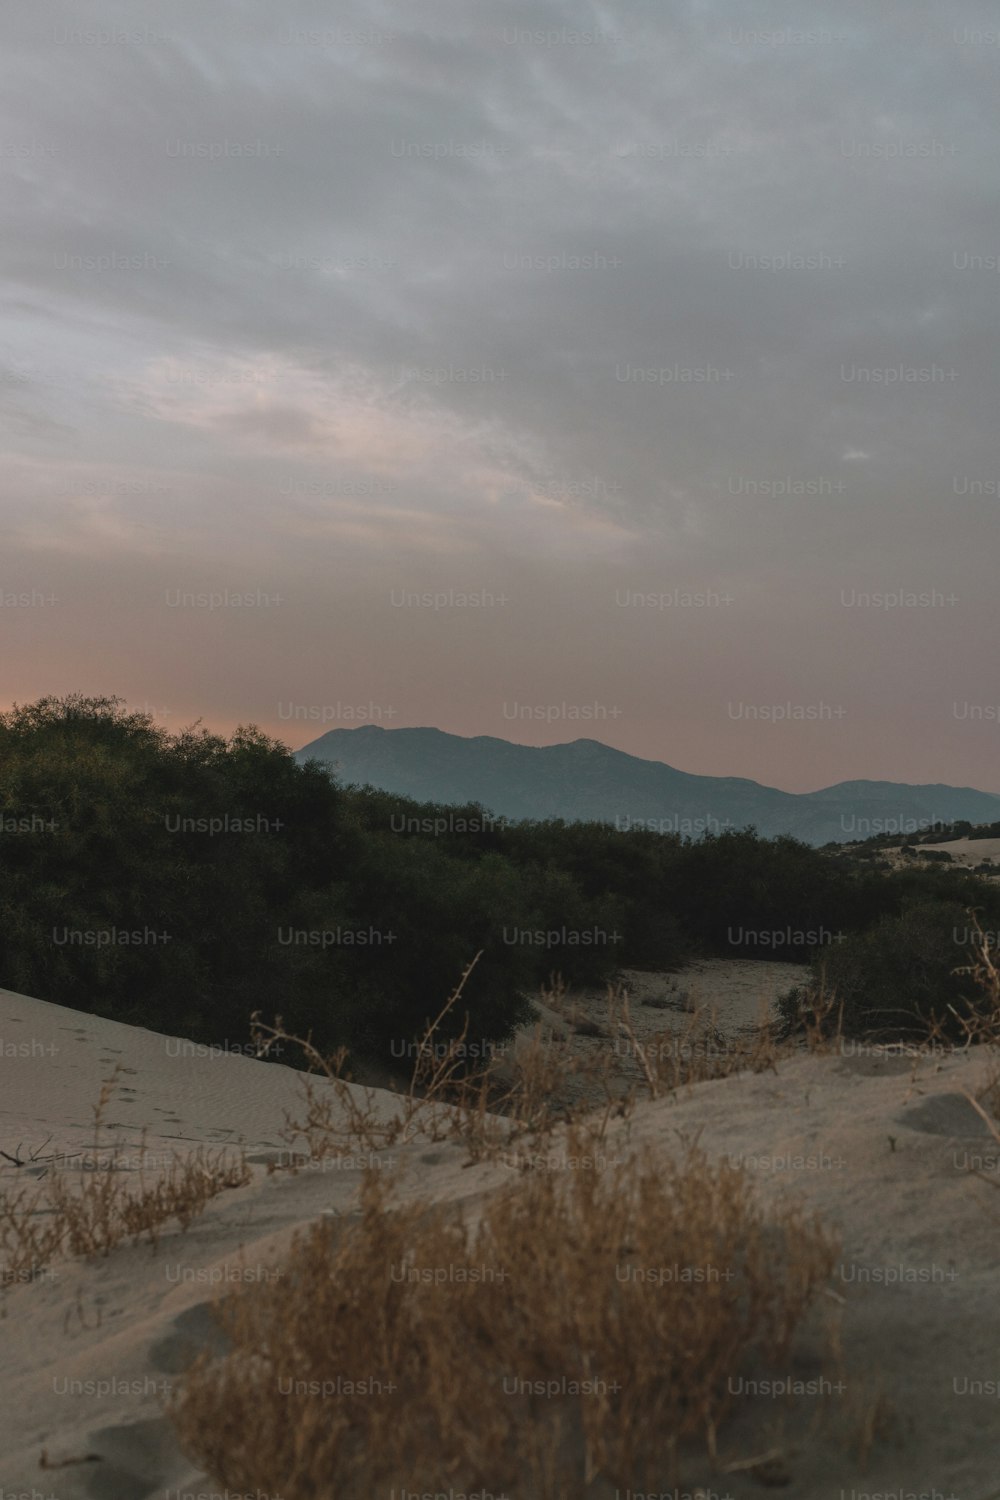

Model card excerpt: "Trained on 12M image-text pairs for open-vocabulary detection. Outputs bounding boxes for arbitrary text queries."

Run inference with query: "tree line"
[0,696,995,1060]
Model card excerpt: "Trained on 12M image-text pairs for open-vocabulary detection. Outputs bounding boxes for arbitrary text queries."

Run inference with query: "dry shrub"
[775,975,847,1053]
[500,976,625,1117]
[951,910,1000,1047]
[253,958,631,1173]
[583,980,853,1108]
[951,913,1000,1156]
[0,1071,249,1286]
[0,1180,64,1287]
[0,1146,249,1284]
[253,959,853,1183]
[170,1141,838,1497]
[612,986,784,1099]
[251,952,505,1165]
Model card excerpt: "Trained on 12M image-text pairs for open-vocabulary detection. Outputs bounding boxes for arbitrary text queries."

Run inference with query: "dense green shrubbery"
[778,898,1000,1041]
[1,695,996,1057]
[654,828,891,959]
[0,696,354,1045]
[0,697,607,1062]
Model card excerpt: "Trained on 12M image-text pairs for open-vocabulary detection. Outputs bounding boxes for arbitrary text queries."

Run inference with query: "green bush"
[4,694,999,1062]
[0,698,595,1065]
[657,828,887,960]
[778,899,996,1040]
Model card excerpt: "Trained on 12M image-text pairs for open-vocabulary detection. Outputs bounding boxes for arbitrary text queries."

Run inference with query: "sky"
[1,0,998,793]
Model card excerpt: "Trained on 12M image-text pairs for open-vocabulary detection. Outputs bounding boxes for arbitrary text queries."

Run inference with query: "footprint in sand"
[148,1300,230,1374]
[75,1414,186,1499]
[896,1092,996,1138]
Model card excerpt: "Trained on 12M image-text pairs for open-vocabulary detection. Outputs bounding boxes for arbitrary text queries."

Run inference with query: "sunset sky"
[2,0,998,792]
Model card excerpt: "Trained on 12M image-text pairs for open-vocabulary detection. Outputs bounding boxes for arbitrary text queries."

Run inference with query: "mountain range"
[293,726,1000,846]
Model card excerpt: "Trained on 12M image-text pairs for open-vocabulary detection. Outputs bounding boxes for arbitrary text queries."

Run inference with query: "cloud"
[0,0,997,788]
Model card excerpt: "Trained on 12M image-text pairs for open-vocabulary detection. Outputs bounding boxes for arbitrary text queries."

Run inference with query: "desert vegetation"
[0,1069,249,1288]
[1,695,999,1065]
[169,1144,838,1498]
[4,929,998,1489]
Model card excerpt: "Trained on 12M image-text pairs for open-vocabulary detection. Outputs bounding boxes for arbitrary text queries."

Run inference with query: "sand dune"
[2,984,1000,1497]
[930,836,1000,867]
[879,836,1000,873]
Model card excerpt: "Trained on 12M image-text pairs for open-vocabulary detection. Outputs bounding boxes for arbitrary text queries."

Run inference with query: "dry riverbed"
[502,957,806,1109]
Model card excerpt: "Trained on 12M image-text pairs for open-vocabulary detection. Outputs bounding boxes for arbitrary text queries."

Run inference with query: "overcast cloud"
[2,0,998,790]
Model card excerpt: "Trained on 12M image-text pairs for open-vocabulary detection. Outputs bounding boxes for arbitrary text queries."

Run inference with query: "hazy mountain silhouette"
[294,726,1000,845]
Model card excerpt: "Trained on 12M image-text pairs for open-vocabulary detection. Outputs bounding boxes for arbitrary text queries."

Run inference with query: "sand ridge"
[2,984,1000,1497]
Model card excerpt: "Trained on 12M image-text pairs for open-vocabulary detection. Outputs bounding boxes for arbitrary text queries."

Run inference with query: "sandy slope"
[877,836,1000,874]
[931,836,1000,867]
[2,984,1000,1498]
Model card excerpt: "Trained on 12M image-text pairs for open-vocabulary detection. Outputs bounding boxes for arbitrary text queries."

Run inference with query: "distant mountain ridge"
[293,726,1000,846]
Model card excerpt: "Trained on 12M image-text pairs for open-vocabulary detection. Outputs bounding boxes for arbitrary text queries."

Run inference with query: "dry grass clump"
[254,945,900,1179]
[170,1142,838,1497]
[607,976,876,1102]
[550,977,853,1108]
[952,911,1000,1048]
[611,986,786,1099]
[253,958,851,1179]
[0,1147,249,1284]
[252,957,630,1172]
[250,957,509,1167]
[0,1071,249,1286]
[948,914,1000,1156]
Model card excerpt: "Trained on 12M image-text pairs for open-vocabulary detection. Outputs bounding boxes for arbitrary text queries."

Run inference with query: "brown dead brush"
[170,1139,838,1497]
[252,958,847,1179]
[0,1070,249,1286]
[952,910,1000,1048]
[252,958,630,1172]
[952,913,1000,1160]
[0,1143,250,1285]
[610,984,785,1100]
[251,952,508,1164]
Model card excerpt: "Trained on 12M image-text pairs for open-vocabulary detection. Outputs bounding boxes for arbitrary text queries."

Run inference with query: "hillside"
[295,726,1000,845]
